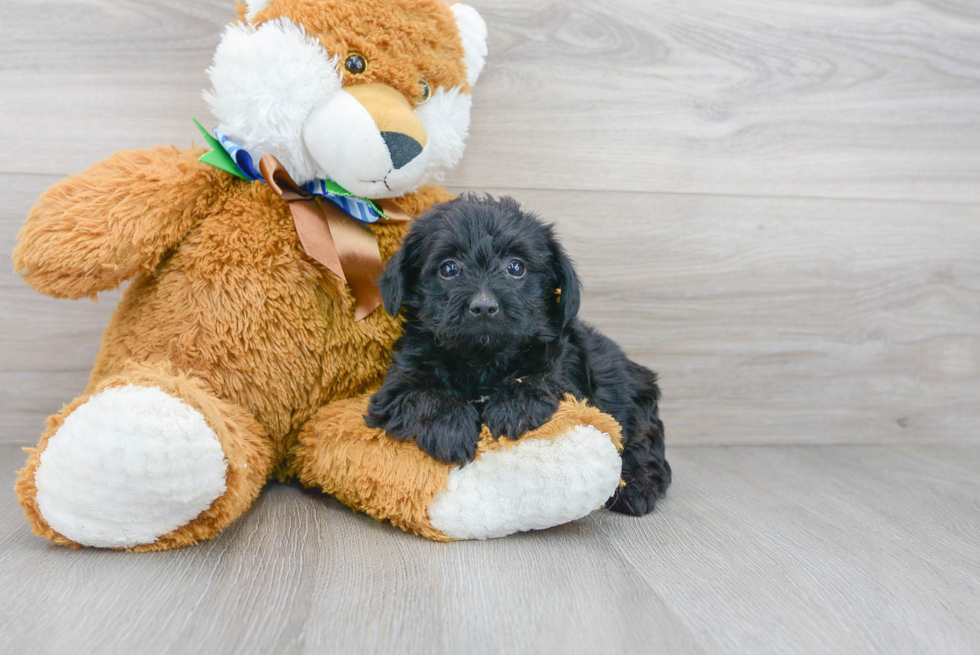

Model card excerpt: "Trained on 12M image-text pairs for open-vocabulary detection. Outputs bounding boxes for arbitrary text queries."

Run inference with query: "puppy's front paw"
[415,403,483,465]
[483,388,559,440]
[367,389,483,464]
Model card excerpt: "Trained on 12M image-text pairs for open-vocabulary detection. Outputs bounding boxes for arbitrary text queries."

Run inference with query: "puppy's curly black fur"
[366,195,671,515]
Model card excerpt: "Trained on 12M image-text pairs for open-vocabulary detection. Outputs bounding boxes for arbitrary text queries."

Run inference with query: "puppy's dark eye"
[506,260,526,278]
[439,260,460,279]
[344,53,367,75]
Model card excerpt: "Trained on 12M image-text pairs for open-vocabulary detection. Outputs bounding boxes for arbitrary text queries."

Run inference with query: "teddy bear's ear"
[451,4,488,87]
[244,0,271,21]
[205,18,341,184]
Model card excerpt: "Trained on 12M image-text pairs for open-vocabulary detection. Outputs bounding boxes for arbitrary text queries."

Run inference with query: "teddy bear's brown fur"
[13,143,456,548]
[13,0,623,550]
[250,0,471,97]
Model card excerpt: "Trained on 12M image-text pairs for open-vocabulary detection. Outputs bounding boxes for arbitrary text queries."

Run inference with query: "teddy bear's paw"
[427,425,622,540]
[34,385,228,548]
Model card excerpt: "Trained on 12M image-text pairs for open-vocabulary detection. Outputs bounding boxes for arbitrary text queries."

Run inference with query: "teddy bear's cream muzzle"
[303,82,432,200]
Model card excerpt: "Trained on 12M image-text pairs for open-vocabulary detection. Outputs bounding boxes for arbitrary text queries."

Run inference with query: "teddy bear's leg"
[294,395,624,541]
[16,363,274,551]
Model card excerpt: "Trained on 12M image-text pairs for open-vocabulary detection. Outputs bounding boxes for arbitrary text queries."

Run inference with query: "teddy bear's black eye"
[418,79,432,105]
[506,260,525,278]
[439,260,460,279]
[344,53,367,75]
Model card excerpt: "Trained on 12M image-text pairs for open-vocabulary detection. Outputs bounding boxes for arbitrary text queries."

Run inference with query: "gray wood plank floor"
[4,1,980,202]
[2,444,978,655]
[2,0,978,653]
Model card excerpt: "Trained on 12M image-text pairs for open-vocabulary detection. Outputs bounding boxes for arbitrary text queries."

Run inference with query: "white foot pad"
[35,385,228,548]
[428,425,622,540]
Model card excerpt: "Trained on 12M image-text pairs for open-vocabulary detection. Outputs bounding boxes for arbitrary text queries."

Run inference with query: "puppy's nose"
[468,293,499,318]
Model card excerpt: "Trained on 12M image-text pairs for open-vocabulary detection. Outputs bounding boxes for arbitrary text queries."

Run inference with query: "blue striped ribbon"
[213,128,384,224]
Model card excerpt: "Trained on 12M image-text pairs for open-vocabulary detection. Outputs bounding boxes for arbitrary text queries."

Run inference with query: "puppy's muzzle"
[468,291,499,318]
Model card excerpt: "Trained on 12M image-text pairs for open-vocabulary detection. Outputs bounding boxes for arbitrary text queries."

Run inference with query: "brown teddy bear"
[13,0,624,550]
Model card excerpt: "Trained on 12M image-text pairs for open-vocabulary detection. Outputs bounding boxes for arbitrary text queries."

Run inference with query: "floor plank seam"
[3,171,979,208]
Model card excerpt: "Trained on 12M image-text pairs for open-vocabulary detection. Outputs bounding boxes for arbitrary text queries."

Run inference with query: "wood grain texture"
[4,175,978,445]
[2,443,978,654]
[2,0,980,201]
[535,188,980,446]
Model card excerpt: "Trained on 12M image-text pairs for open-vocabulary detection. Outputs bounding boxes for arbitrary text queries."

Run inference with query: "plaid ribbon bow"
[193,119,412,320]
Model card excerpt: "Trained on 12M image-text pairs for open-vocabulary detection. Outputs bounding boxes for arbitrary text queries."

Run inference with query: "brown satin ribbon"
[258,155,411,321]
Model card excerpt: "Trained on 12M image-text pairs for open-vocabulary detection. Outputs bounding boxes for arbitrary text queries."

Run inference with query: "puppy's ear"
[550,237,581,323]
[379,248,406,317]
[380,230,420,317]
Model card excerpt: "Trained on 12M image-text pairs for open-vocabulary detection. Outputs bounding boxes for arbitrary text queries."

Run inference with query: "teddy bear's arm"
[13,146,222,300]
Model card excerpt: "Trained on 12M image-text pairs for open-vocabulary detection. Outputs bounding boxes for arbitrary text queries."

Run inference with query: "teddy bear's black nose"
[381,131,423,169]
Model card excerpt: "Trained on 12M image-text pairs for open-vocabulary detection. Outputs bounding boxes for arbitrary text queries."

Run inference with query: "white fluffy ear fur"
[244,0,271,21]
[451,4,488,87]
[204,18,340,183]
[415,86,472,186]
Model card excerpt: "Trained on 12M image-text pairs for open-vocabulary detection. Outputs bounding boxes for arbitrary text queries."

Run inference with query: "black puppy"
[366,195,671,515]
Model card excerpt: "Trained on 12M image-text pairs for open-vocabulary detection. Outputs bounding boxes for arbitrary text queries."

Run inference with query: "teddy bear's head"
[204,0,487,199]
